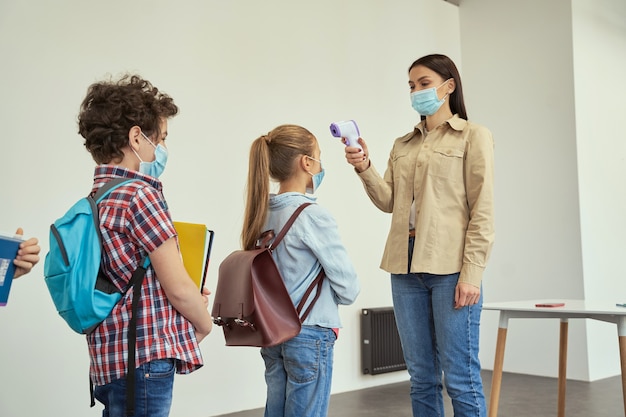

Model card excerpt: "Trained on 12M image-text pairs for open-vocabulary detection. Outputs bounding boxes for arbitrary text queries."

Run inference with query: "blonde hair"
[241,124,317,250]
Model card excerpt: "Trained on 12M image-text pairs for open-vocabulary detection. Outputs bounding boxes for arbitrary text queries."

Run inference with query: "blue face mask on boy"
[410,78,452,116]
[132,132,168,178]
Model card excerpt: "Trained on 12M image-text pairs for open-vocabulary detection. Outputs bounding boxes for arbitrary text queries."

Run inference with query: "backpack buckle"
[234,318,256,330]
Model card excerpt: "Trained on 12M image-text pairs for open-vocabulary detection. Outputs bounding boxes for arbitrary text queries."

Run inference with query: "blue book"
[0,232,22,306]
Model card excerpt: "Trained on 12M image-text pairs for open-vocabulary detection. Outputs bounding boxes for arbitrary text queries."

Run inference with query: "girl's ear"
[300,154,312,172]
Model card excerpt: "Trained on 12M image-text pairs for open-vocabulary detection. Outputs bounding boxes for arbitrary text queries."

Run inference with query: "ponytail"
[241,136,271,250]
[241,125,316,250]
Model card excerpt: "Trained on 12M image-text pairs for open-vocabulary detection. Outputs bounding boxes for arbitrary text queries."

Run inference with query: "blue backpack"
[44,178,150,334]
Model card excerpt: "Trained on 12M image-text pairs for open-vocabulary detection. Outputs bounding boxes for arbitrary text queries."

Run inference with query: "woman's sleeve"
[357,149,395,213]
[460,126,495,287]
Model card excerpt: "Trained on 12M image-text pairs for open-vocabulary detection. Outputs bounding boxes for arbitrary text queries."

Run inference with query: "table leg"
[618,316,626,417]
[558,319,568,417]
[488,326,508,417]
[618,335,626,417]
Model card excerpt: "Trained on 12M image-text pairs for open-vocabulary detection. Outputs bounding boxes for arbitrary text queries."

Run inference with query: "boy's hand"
[13,228,41,279]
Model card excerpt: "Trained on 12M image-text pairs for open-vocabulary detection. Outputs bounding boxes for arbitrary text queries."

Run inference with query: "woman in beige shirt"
[344,54,494,417]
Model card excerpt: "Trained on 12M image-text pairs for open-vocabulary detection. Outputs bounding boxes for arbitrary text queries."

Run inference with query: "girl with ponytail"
[242,124,360,417]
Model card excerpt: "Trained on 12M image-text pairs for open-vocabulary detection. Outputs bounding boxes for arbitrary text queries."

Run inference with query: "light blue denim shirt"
[265,192,360,328]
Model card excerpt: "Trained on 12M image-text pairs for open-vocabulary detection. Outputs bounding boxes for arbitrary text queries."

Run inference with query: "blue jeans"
[93,359,176,417]
[261,325,336,417]
[391,240,486,417]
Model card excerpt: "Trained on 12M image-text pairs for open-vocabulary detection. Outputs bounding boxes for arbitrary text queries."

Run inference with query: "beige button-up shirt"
[357,115,494,287]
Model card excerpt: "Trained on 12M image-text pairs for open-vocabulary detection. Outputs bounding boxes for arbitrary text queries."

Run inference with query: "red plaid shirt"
[87,165,203,386]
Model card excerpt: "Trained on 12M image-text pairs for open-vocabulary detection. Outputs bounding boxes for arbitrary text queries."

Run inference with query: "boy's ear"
[128,126,142,151]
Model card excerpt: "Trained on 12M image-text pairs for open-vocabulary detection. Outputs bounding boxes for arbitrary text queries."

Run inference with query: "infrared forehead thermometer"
[329,120,362,151]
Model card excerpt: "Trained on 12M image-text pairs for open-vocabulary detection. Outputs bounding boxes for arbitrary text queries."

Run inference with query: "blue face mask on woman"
[410,78,452,116]
[132,132,168,178]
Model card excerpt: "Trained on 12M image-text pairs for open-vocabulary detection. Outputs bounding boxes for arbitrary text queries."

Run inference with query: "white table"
[483,299,626,417]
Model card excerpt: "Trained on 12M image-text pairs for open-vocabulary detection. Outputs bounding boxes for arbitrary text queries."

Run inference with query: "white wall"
[458,0,587,379]
[0,1,461,416]
[459,0,626,382]
[571,0,626,380]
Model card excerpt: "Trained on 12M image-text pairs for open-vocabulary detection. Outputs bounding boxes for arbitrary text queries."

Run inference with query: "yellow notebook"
[173,222,214,290]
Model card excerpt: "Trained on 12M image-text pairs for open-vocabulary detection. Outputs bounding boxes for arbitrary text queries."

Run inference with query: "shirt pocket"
[391,152,411,183]
[428,147,464,180]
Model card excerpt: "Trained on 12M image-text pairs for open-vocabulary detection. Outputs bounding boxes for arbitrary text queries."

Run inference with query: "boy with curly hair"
[77,74,212,417]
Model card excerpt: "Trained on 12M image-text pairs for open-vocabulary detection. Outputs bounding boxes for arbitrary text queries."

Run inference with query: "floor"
[214,371,624,417]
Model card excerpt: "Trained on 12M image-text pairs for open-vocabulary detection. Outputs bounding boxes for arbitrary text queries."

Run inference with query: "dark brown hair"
[241,124,316,250]
[409,54,468,120]
[77,74,179,164]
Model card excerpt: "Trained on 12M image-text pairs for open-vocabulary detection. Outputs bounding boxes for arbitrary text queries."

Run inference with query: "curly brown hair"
[77,74,179,164]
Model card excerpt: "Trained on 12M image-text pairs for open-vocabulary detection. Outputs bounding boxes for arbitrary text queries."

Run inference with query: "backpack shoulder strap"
[296,268,325,321]
[92,178,136,202]
[265,202,324,321]
[265,202,326,322]
[125,256,149,417]
[269,203,313,250]
[90,177,151,277]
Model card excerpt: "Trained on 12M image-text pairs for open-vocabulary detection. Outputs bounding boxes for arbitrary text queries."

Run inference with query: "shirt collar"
[405,114,467,142]
[446,114,467,131]
[93,165,163,191]
[269,192,317,209]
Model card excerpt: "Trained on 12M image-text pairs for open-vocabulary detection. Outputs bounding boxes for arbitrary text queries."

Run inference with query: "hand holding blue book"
[0,231,23,306]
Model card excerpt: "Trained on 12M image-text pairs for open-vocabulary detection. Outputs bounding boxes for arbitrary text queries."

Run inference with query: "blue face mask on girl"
[305,156,325,194]
[410,78,452,116]
[132,132,168,178]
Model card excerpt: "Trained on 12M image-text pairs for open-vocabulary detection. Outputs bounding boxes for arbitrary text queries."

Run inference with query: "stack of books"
[173,222,214,291]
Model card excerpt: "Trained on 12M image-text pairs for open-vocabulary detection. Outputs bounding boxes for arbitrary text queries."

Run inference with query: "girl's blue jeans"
[261,325,336,417]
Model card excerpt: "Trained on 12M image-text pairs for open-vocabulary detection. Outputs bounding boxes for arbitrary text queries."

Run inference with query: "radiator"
[361,307,407,375]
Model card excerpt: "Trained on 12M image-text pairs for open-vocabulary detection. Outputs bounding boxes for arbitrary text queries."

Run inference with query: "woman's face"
[408,65,452,100]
